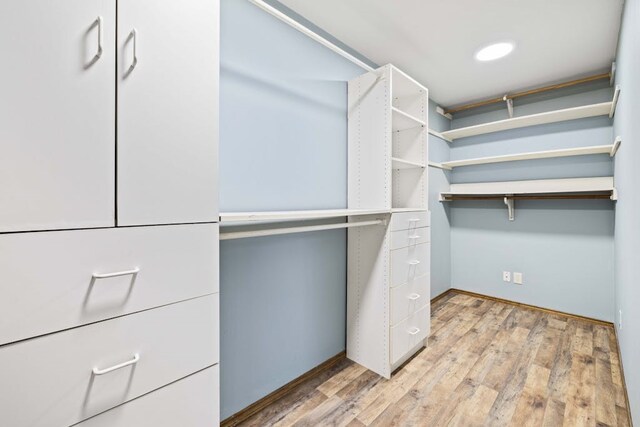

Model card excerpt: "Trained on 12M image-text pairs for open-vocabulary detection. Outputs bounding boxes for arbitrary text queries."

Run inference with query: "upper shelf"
[392,107,425,132]
[441,138,621,169]
[219,208,390,223]
[441,88,619,141]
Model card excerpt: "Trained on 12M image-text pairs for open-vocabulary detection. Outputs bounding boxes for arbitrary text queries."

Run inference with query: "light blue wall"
[219,0,368,419]
[449,88,615,321]
[428,101,452,298]
[613,0,640,422]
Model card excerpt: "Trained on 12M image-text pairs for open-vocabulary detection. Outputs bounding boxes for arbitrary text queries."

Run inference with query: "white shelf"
[219,208,390,223]
[391,207,428,213]
[440,177,615,198]
[441,139,621,169]
[392,107,425,132]
[392,157,426,169]
[391,65,428,99]
[441,101,615,141]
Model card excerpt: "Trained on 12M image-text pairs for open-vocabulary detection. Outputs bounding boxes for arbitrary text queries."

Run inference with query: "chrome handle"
[92,268,140,279]
[93,353,140,375]
[129,28,138,70]
[407,260,421,266]
[408,293,421,301]
[408,327,420,335]
[95,16,103,60]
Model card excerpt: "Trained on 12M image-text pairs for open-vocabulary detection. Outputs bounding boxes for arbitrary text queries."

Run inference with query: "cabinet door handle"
[408,218,421,223]
[129,28,138,70]
[408,327,421,335]
[95,16,103,60]
[92,267,140,279]
[93,353,140,375]
[408,293,421,301]
[408,235,421,239]
[407,260,421,266]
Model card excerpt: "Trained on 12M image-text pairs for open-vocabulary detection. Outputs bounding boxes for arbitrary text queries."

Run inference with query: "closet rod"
[248,0,375,72]
[443,72,611,115]
[441,194,612,201]
[220,219,384,240]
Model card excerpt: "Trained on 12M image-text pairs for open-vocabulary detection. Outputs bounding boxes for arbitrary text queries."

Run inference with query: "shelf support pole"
[504,197,515,221]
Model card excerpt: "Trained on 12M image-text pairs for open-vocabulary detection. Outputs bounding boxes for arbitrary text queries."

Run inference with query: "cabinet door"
[0,0,115,232]
[117,0,219,226]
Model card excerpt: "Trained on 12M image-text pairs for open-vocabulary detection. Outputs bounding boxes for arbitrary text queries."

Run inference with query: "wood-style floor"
[236,291,630,427]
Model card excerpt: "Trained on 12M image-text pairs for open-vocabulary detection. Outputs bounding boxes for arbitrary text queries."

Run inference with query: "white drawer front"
[0,223,218,345]
[77,365,219,427]
[390,274,430,326]
[390,210,429,231]
[390,304,430,365]
[390,227,430,250]
[0,295,218,427]
[390,243,430,288]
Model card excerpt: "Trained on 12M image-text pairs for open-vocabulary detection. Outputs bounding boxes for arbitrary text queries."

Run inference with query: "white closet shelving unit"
[0,1,220,425]
[347,64,431,379]
[440,86,620,142]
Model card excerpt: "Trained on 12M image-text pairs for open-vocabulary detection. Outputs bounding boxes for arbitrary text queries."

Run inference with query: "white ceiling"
[278,0,624,107]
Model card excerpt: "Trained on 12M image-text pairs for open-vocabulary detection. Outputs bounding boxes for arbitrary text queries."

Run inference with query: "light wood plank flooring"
[235,291,630,426]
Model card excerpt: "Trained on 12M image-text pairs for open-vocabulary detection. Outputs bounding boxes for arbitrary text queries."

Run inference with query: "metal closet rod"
[442,194,612,201]
[220,219,384,240]
[443,72,611,115]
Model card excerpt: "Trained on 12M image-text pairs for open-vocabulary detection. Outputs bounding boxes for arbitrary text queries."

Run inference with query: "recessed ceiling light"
[475,42,515,62]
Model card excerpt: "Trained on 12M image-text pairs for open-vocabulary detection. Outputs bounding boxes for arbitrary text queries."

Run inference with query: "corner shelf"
[392,157,426,169]
[440,87,620,141]
[392,107,425,132]
[441,138,621,169]
[219,208,390,223]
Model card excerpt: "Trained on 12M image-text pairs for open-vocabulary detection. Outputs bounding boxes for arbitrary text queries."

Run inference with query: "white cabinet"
[0,295,218,427]
[0,0,116,232]
[0,223,218,346]
[0,0,219,231]
[117,0,219,226]
[77,366,219,427]
[347,65,431,378]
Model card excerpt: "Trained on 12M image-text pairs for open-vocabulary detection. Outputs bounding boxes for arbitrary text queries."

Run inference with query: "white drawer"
[0,223,218,345]
[390,243,430,287]
[390,227,430,250]
[390,304,430,365]
[0,295,218,427]
[77,365,219,427]
[390,274,430,326]
[389,210,429,231]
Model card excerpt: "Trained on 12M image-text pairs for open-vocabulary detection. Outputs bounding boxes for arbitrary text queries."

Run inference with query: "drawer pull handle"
[408,293,421,301]
[95,16,103,60]
[408,235,421,239]
[92,268,140,279]
[93,353,140,375]
[407,260,421,266]
[408,218,421,223]
[408,327,421,335]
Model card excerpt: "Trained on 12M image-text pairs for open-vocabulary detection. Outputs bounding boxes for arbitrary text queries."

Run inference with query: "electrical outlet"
[503,271,511,282]
[513,272,523,285]
[619,309,623,330]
